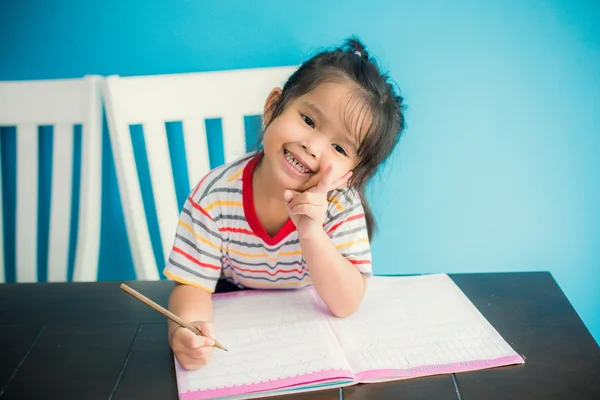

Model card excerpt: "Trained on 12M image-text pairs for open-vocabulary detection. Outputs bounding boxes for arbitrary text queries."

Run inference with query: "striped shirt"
[163,152,372,293]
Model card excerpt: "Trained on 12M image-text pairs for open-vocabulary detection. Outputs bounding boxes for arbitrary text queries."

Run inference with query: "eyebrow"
[303,101,325,120]
[302,101,359,152]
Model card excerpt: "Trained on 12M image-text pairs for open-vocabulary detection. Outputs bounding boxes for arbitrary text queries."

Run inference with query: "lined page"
[326,274,524,382]
[176,289,353,397]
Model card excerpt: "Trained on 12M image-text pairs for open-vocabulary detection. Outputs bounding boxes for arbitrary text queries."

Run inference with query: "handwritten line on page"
[174,274,524,399]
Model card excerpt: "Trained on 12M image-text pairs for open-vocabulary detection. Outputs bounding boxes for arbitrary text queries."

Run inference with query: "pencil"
[119,283,227,351]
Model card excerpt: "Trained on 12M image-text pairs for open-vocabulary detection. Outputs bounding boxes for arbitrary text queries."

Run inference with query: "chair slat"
[143,122,179,265]
[221,115,247,163]
[182,117,211,189]
[46,123,73,282]
[16,124,38,283]
[72,78,103,282]
[0,140,4,283]
[107,119,160,281]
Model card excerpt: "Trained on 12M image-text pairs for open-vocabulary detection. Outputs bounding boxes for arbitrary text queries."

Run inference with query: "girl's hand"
[284,165,352,239]
[170,321,215,370]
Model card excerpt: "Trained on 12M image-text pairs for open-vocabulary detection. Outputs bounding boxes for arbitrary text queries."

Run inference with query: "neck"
[253,158,287,205]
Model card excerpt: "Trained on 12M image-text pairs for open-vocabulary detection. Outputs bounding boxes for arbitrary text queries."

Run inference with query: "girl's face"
[259,81,369,193]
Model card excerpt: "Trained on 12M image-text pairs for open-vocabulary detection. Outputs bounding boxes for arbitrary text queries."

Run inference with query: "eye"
[301,114,315,128]
[333,144,347,156]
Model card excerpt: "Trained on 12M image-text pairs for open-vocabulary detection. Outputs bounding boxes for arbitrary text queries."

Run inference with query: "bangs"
[340,86,381,159]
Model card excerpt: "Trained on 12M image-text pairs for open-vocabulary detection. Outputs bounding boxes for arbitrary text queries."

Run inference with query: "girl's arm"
[167,283,213,345]
[284,166,366,318]
[300,229,366,317]
[285,166,369,317]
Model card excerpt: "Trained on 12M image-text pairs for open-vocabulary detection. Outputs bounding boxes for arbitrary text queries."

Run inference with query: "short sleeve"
[324,188,372,275]
[162,196,223,293]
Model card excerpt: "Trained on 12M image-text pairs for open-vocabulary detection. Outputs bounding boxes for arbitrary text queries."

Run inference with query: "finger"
[191,321,213,338]
[284,189,300,202]
[315,164,335,193]
[284,190,293,202]
[173,339,215,363]
[198,336,216,347]
[176,327,200,349]
[177,354,211,370]
[289,204,317,217]
[176,354,199,370]
[287,192,323,208]
[198,321,213,338]
[187,346,214,360]
[180,330,215,349]
[189,321,216,347]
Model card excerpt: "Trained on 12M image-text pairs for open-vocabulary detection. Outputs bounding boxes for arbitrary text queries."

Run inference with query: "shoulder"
[325,187,365,222]
[328,186,363,211]
[324,186,370,244]
[187,152,257,218]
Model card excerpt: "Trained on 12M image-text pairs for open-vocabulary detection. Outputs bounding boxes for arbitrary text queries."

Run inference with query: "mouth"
[283,149,313,175]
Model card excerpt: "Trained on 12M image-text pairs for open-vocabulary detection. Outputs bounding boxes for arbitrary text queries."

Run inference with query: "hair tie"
[354,50,361,57]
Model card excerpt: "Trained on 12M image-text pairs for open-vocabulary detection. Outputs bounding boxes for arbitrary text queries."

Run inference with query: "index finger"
[179,328,215,349]
[315,164,335,193]
[192,321,213,337]
[189,335,216,349]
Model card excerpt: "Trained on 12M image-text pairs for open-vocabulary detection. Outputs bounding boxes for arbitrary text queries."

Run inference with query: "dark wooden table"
[0,272,598,399]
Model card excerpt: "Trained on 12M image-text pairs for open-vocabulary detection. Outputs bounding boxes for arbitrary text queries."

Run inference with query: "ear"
[263,87,283,126]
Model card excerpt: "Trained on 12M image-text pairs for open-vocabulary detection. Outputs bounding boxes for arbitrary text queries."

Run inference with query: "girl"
[165,36,406,370]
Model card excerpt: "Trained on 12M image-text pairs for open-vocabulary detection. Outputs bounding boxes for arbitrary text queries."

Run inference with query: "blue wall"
[1,0,598,345]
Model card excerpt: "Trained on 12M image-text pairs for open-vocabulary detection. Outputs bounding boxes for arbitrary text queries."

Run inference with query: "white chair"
[102,66,297,281]
[0,76,103,283]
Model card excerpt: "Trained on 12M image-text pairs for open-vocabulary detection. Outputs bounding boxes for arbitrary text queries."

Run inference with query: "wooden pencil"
[119,283,227,351]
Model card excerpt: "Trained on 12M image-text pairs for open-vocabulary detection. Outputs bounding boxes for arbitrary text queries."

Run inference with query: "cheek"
[332,159,358,182]
[275,114,303,137]
[333,154,356,170]
[261,125,281,149]
[263,119,288,143]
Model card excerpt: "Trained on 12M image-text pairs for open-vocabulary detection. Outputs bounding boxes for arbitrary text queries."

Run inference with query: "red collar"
[242,154,297,245]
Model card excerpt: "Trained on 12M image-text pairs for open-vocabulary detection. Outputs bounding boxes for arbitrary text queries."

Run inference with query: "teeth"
[285,150,310,174]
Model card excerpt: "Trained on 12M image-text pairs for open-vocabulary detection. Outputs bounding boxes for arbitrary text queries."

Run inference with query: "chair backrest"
[102,66,297,281]
[0,75,103,283]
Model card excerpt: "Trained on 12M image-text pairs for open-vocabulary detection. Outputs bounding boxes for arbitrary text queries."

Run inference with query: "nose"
[302,144,315,157]
[301,135,328,159]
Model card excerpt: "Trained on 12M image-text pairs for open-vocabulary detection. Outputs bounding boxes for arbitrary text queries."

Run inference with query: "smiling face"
[258,81,371,193]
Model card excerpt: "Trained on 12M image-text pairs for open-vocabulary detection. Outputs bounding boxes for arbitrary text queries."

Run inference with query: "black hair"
[262,36,406,239]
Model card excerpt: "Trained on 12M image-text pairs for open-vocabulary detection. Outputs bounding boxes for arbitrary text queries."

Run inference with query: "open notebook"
[174,274,524,399]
